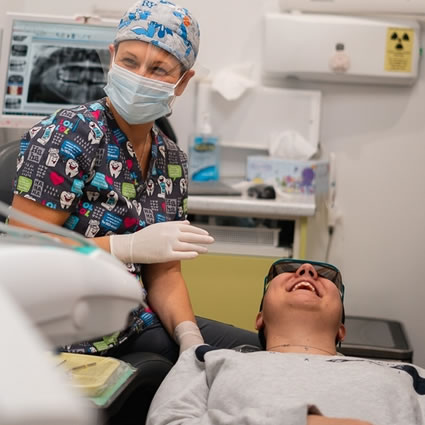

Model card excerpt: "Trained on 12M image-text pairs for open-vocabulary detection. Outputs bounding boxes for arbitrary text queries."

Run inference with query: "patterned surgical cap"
[114,0,200,70]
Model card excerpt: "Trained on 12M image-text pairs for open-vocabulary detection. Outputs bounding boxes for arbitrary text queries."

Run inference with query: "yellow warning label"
[385,27,415,73]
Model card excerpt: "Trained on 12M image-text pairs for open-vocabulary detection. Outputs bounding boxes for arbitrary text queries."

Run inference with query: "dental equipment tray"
[54,353,135,400]
[339,315,413,362]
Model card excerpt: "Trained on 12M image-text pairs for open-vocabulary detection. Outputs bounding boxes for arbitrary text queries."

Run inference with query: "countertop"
[187,195,316,219]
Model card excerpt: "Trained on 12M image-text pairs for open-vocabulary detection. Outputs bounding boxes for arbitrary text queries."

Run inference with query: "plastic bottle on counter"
[189,113,220,181]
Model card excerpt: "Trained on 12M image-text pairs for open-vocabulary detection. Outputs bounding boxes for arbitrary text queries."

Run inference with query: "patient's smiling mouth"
[289,281,320,296]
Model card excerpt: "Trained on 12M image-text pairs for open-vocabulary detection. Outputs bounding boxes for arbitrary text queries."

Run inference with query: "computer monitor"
[0,13,117,129]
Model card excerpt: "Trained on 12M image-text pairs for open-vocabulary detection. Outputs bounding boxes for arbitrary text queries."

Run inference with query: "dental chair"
[338,315,413,362]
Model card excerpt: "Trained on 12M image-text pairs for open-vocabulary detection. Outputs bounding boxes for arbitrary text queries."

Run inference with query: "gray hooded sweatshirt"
[147,345,425,425]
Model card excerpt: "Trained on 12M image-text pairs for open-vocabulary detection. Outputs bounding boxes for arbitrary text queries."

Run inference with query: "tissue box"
[246,156,329,195]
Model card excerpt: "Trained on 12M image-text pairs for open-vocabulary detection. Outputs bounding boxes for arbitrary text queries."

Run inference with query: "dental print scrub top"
[13,97,189,354]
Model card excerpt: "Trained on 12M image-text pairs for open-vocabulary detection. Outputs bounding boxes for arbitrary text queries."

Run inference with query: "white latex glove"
[174,321,204,354]
[109,220,214,264]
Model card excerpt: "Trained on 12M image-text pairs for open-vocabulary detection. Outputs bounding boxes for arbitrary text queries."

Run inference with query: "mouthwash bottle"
[189,113,220,181]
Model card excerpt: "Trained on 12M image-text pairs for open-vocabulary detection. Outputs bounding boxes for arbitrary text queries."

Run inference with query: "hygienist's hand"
[109,220,214,264]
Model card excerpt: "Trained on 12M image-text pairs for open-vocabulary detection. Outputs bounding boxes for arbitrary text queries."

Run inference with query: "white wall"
[299,75,425,367]
[2,0,424,367]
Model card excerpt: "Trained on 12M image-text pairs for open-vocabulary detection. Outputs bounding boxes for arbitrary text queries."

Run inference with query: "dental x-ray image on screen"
[0,14,116,127]
[27,46,110,105]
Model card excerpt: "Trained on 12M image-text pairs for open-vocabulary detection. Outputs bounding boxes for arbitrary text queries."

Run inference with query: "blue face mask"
[104,62,183,125]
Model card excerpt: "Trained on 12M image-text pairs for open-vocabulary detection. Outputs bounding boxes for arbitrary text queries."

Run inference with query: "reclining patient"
[146,259,425,425]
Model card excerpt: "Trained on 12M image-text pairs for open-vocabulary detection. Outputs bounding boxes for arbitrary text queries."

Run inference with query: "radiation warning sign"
[385,27,415,73]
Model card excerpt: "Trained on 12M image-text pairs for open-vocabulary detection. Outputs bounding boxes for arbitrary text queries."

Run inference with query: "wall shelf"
[187,195,316,220]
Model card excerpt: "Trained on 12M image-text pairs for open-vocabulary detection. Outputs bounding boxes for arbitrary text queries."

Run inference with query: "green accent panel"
[182,254,280,332]
[299,217,308,259]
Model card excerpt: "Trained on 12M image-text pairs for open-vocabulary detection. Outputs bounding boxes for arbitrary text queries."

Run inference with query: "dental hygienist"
[9,0,260,361]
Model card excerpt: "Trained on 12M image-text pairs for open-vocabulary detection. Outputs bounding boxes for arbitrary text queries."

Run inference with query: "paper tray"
[55,352,121,397]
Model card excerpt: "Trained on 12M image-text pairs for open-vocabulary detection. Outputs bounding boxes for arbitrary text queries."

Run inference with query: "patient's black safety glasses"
[263,259,345,302]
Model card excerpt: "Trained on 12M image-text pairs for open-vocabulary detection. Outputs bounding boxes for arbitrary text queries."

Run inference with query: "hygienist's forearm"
[46,233,110,252]
[8,195,112,251]
[90,235,111,252]
[143,261,196,336]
